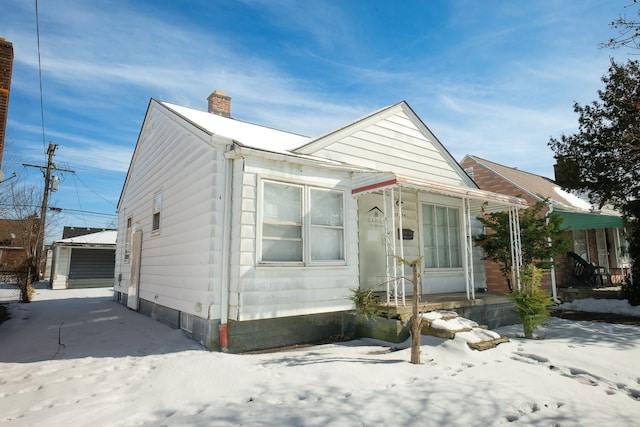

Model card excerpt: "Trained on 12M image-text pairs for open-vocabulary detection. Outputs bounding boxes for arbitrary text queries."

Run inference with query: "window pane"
[153,193,162,212]
[310,227,344,261]
[424,247,436,268]
[450,228,459,246]
[152,212,160,231]
[422,205,434,225]
[436,206,446,224]
[263,224,302,239]
[422,203,462,268]
[310,190,343,226]
[437,247,449,268]
[262,240,302,262]
[450,246,461,267]
[263,182,302,223]
[423,227,434,246]
[448,209,458,227]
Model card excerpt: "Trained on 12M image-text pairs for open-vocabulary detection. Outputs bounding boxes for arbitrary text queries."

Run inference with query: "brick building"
[461,155,628,296]
[0,37,13,168]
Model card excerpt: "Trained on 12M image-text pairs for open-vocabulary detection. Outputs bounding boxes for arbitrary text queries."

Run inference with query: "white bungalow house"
[114,91,527,352]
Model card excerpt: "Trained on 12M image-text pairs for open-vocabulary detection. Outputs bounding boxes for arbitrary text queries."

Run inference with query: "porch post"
[383,189,390,305]
[398,186,406,306]
[390,187,398,306]
[465,198,475,300]
[546,203,560,303]
[461,198,473,300]
[509,206,523,291]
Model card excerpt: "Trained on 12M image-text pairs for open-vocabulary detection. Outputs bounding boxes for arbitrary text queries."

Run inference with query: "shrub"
[348,288,382,318]
[506,265,554,338]
[621,266,640,306]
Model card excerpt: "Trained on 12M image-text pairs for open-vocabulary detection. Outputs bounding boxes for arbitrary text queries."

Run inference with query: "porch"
[376,291,516,329]
[557,286,622,303]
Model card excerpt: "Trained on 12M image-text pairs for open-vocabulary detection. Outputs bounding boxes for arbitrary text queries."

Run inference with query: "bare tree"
[601,1,640,50]
[397,256,424,365]
[1,182,43,302]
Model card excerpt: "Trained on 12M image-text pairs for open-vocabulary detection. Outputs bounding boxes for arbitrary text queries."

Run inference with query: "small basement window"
[180,312,193,333]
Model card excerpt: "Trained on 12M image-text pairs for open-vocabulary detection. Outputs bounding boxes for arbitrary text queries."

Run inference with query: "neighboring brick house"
[0,218,37,280]
[0,37,13,168]
[460,155,628,297]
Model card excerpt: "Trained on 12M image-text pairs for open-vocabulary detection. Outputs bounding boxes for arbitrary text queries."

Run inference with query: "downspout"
[546,203,560,303]
[218,146,234,352]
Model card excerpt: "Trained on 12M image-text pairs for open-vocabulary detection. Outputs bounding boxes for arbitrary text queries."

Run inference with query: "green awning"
[555,210,625,231]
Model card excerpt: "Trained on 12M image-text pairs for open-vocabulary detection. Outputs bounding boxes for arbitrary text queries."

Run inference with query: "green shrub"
[621,267,640,306]
[349,288,382,318]
[506,265,554,338]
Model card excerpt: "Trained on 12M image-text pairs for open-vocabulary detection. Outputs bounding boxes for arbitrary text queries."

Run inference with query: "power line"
[0,203,117,218]
[50,207,117,218]
[35,0,46,155]
[72,172,116,205]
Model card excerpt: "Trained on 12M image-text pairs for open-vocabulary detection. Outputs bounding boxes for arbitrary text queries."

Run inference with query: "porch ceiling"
[352,172,528,214]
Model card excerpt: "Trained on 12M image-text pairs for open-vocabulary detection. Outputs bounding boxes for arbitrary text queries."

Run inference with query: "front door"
[595,229,610,269]
[127,230,143,310]
[358,193,387,291]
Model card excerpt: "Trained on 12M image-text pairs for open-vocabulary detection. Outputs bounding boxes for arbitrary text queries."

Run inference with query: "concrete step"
[420,310,509,351]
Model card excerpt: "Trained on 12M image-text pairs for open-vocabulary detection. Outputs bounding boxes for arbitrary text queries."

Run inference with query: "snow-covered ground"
[1,288,639,426]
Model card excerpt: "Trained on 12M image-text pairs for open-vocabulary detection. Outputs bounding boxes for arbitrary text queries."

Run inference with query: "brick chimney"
[207,90,231,118]
[0,38,13,167]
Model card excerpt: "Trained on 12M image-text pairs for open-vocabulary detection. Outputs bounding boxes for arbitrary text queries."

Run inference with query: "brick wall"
[0,38,13,166]
[207,90,231,117]
[461,157,556,293]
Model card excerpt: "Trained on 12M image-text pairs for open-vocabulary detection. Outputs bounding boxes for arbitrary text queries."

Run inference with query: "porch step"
[421,311,509,351]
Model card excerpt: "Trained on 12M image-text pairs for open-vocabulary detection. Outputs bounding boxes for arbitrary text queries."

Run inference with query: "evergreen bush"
[621,266,640,306]
[348,288,382,318]
[506,265,554,338]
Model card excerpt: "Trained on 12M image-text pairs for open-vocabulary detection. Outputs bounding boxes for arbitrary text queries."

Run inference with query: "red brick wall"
[461,157,556,294]
[0,38,13,166]
[207,90,231,117]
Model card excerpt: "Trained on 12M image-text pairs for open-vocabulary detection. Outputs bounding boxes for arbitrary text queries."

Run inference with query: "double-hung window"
[422,203,461,268]
[152,192,162,232]
[125,217,132,262]
[261,180,345,264]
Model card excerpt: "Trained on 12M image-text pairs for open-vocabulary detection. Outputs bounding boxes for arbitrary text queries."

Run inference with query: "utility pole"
[23,142,74,279]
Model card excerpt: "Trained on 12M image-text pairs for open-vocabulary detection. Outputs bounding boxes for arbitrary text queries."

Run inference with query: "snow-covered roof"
[55,230,117,245]
[465,155,597,212]
[160,101,310,153]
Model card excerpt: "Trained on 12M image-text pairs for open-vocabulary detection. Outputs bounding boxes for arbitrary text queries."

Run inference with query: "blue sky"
[0,0,634,240]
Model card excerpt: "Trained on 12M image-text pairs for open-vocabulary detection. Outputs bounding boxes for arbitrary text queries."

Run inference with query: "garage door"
[68,248,115,288]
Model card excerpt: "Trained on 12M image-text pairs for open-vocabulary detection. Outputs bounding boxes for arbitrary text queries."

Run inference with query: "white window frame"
[152,191,162,233]
[124,216,132,262]
[420,202,463,270]
[258,179,346,266]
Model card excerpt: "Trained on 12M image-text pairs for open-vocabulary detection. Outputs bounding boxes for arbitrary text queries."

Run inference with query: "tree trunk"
[410,261,421,364]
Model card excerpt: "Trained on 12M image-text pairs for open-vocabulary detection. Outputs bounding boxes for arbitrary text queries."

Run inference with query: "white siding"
[115,103,228,320]
[311,111,468,187]
[229,156,358,321]
[50,246,70,290]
